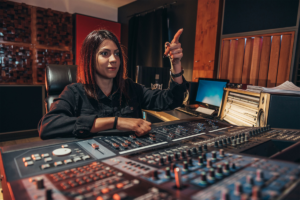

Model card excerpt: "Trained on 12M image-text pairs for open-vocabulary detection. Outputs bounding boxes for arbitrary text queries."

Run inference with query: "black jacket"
[38,78,188,139]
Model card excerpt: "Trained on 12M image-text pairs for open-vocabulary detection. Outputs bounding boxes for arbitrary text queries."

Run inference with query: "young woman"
[38,29,187,139]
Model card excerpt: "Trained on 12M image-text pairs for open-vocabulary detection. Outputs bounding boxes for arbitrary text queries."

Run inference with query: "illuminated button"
[82,155,91,160]
[41,164,50,170]
[33,156,42,161]
[149,137,156,142]
[116,183,124,189]
[91,143,99,149]
[73,157,82,162]
[64,159,72,164]
[44,157,53,162]
[121,143,128,148]
[31,154,40,159]
[101,188,110,194]
[41,153,49,158]
[124,140,131,145]
[24,161,34,167]
[23,157,31,162]
[61,144,68,148]
[112,143,120,149]
[129,135,136,139]
[135,141,142,146]
[54,161,63,167]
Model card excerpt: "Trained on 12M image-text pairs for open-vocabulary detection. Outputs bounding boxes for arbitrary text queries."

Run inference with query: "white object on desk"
[195,106,215,115]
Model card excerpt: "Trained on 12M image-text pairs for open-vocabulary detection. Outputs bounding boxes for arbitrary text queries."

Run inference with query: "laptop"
[176,78,229,117]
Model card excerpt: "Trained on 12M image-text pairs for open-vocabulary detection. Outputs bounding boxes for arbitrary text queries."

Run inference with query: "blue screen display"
[195,80,227,107]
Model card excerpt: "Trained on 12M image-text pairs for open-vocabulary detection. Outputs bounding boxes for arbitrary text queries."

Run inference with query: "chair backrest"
[45,64,77,113]
[136,65,171,89]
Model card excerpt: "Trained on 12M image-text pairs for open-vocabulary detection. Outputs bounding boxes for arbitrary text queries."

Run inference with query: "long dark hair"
[77,30,128,102]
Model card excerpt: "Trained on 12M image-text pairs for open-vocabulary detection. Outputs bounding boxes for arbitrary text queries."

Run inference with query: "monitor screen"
[195,79,229,107]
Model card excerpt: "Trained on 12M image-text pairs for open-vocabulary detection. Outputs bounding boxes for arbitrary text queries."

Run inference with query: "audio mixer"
[1,118,300,200]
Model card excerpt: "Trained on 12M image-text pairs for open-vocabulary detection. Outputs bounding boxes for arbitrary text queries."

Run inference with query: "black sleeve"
[141,76,189,111]
[37,85,98,139]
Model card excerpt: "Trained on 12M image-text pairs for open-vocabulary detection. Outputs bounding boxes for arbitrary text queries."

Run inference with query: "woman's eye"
[100,51,108,56]
[115,52,120,56]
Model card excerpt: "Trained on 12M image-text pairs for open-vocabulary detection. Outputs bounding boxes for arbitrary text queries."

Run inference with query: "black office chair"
[45,64,77,113]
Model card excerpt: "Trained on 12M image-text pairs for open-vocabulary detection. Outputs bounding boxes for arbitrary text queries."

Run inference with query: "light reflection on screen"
[195,80,227,107]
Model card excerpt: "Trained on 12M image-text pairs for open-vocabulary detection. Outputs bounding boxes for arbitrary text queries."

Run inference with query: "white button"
[73,157,82,162]
[82,155,91,160]
[31,154,40,159]
[41,153,49,158]
[33,156,41,161]
[61,144,68,148]
[24,161,34,167]
[41,164,50,170]
[54,161,63,167]
[44,157,52,162]
[64,159,72,164]
[23,157,31,162]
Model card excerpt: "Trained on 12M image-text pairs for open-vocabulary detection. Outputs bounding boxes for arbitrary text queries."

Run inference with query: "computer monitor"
[195,78,229,108]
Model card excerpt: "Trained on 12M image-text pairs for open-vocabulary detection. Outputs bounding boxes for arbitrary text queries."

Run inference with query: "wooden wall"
[0,0,73,85]
[192,0,222,81]
[219,32,294,87]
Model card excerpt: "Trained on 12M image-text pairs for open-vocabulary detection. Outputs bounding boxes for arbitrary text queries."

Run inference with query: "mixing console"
[1,118,300,200]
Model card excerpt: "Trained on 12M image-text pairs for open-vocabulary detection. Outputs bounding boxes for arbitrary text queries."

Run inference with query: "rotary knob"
[152,170,159,180]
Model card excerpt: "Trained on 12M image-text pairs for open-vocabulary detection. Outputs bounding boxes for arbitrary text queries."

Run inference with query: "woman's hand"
[117,117,152,136]
[164,29,183,84]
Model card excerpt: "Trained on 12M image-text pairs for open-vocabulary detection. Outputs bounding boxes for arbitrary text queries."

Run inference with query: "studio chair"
[45,64,77,113]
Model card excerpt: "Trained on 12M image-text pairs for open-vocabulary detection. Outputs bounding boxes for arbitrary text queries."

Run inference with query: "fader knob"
[249,131,253,137]
[206,159,212,168]
[198,145,203,153]
[36,178,44,189]
[219,149,225,157]
[234,182,243,196]
[180,151,186,158]
[192,147,197,154]
[246,175,254,185]
[183,161,189,171]
[231,139,236,147]
[45,189,52,200]
[226,138,231,144]
[165,167,171,178]
[171,163,177,172]
[211,151,217,160]
[240,137,244,143]
[188,158,193,166]
[198,156,204,166]
[255,169,264,182]
[166,155,172,163]
[209,168,215,179]
[200,171,207,182]
[173,153,179,161]
[217,165,223,174]
[252,186,262,199]
[231,163,236,170]
[202,153,207,161]
[220,188,230,200]
[159,157,164,166]
[214,141,219,148]
[152,170,159,180]
[223,139,227,145]
[174,168,183,189]
[245,135,248,142]
[186,149,192,156]
[203,144,208,151]
[218,140,223,148]
[236,138,240,145]
[223,162,229,171]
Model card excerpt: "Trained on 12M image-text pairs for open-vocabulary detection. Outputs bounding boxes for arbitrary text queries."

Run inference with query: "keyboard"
[175,107,214,118]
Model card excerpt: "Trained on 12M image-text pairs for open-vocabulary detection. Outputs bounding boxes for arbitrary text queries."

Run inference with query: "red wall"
[75,14,121,65]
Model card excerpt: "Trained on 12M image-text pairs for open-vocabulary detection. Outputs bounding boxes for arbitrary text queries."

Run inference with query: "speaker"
[219,88,300,129]
[187,81,198,105]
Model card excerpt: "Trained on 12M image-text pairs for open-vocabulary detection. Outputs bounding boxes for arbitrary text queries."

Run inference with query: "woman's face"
[95,39,120,80]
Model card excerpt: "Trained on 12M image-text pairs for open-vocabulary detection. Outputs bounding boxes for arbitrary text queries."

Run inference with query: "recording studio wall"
[118,0,198,82]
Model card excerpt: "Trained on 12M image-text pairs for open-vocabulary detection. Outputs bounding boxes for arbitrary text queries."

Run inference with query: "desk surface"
[143,109,201,122]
